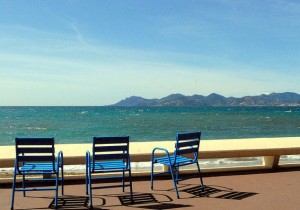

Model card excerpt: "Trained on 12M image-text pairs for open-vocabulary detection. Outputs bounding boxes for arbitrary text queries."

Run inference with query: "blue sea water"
[0,106,299,146]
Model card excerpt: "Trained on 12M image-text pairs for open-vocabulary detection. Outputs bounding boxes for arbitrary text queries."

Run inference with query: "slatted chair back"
[175,132,201,162]
[15,137,55,172]
[92,136,130,171]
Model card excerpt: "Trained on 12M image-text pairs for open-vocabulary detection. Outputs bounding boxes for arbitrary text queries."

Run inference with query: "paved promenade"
[1,168,300,210]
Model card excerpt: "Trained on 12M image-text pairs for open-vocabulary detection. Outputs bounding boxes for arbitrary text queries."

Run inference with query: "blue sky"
[0,0,299,106]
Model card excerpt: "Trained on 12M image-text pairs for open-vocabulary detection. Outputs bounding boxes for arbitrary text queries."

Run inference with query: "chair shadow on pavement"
[48,195,92,210]
[182,185,258,200]
[48,192,192,210]
[44,184,257,210]
[116,192,192,209]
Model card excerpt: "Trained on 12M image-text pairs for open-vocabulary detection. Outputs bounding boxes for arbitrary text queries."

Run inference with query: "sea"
[0,106,299,146]
[1,106,299,170]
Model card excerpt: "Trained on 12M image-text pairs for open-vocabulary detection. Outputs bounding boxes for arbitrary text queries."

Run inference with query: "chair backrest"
[15,137,55,171]
[175,132,201,161]
[92,136,130,169]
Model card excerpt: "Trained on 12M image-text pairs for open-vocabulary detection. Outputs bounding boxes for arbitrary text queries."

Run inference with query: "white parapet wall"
[1,137,300,179]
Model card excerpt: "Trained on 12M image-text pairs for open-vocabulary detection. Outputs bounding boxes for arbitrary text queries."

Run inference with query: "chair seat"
[20,162,59,172]
[90,160,126,171]
[155,155,195,166]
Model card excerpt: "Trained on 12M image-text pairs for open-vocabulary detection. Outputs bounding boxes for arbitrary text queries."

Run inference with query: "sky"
[0,0,300,106]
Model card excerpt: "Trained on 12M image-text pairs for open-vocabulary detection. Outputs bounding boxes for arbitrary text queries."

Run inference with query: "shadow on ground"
[182,185,258,200]
[117,193,192,209]
[48,192,192,210]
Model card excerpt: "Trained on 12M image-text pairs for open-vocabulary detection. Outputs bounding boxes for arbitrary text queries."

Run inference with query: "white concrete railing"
[1,137,300,175]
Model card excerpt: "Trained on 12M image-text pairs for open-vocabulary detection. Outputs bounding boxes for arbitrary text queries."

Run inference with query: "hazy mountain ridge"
[113,92,300,106]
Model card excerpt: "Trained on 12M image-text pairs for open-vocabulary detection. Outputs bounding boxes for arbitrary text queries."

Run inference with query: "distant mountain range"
[112,92,300,106]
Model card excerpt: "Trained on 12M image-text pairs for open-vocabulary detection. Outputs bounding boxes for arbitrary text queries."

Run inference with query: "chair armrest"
[86,151,92,174]
[14,159,20,174]
[57,151,63,169]
[57,151,64,165]
[86,151,91,166]
[152,147,171,160]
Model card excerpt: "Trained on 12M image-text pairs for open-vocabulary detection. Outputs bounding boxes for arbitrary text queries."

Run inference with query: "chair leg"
[128,169,134,204]
[196,162,204,187]
[122,170,125,192]
[86,163,89,195]
[175,166,179,184]
[169,166,179,199]
[61,165,64,195]
[150,160,154,190]
[89,170,93,208]
[54,173,59,209]
[10,170,17,210]
[22,174,26,197]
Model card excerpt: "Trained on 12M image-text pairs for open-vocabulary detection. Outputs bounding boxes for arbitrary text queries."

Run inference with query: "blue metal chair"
[86,136,133,207]
[151,132,204,198]
[10,137,64,210]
